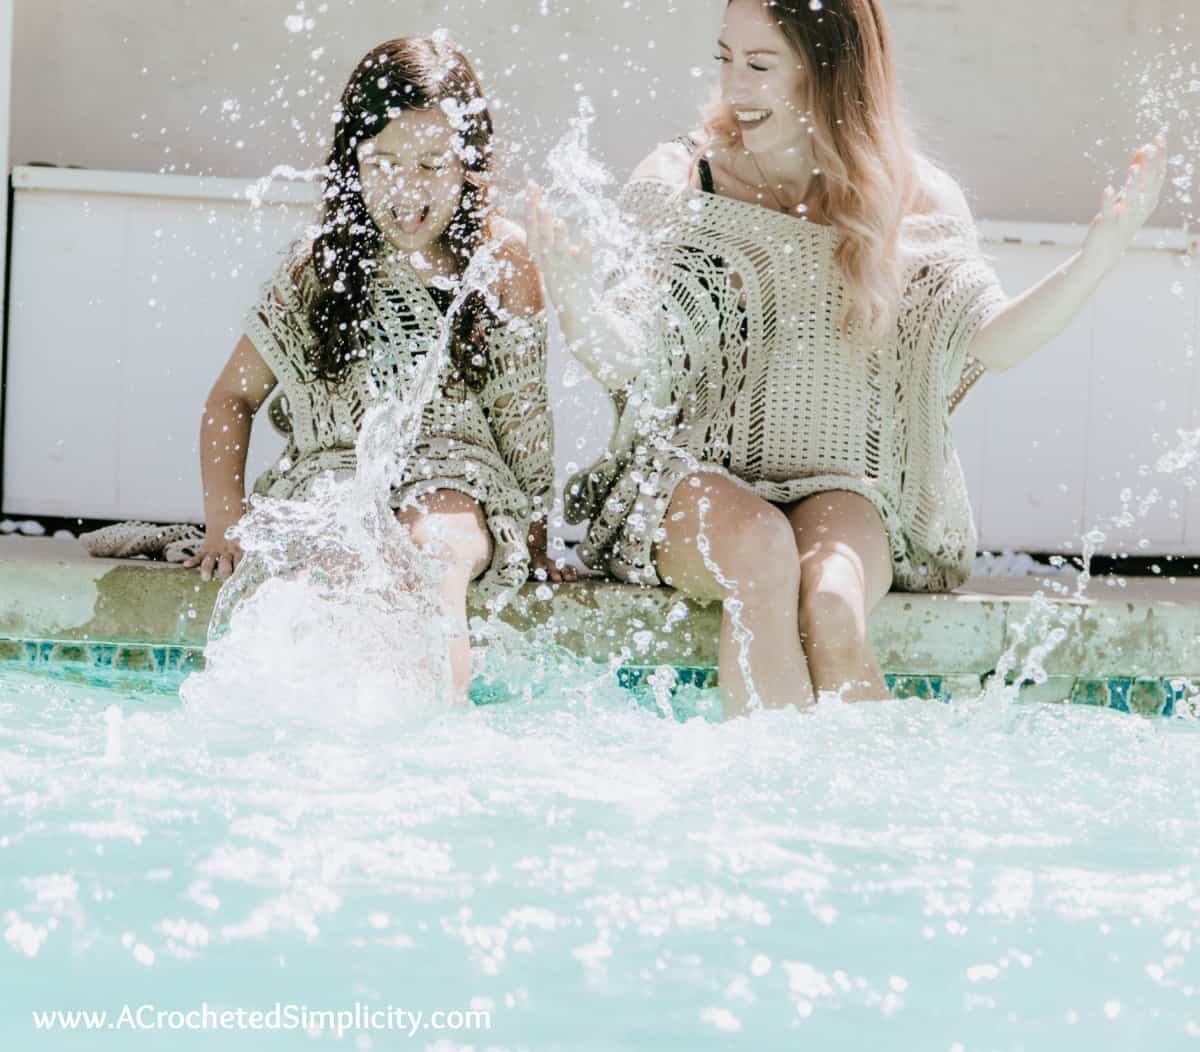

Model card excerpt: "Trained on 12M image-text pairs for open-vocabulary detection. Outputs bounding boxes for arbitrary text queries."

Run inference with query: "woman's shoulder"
[911,156,974,222]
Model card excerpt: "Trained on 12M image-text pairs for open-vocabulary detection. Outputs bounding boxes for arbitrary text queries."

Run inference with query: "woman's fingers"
[538,196,557,251]
[1124,160,1141,197]
[1101,184,1117,221]
[569,237,595,272]
[524,182,542,258]
[1147,141,1168,197]
[1124,142,1165,224]
[1127,137,1167,220]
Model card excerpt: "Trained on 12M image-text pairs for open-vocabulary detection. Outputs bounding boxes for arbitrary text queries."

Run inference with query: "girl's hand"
[1082,134,1168,274]
[182,530,244,582]
[530,551,578,583]
[524,182,597,321]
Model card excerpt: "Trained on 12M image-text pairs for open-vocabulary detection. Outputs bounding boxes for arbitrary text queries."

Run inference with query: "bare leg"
[395,490,492,706]
[654,473,814,718]
[785,491,893,702]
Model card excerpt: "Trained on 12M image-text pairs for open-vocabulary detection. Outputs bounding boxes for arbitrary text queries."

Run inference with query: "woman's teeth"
[735,108,772,128]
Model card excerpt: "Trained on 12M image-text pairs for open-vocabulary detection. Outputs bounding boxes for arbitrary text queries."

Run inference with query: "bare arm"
[968,136,1167,373]
[478,229,577,582]
[524,183,642,391]
[524,145,694,392]
[184,334,277,580]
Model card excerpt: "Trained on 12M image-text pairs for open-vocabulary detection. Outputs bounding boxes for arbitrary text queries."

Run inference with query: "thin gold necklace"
[745,149,791,214]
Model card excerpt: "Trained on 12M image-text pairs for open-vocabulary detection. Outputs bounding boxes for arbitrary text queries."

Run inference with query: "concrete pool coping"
[3,535,1199,687]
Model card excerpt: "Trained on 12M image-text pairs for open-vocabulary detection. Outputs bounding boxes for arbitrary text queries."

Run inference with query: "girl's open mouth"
[394,204,430,235]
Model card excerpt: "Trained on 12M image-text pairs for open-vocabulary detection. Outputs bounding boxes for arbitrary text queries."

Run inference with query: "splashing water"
[8,24,1200,1052]
[995,30,1200,690]
[4,663,1200,1050]
[242,164,325,211]
[182,243,515,725]
[535,103,772,710]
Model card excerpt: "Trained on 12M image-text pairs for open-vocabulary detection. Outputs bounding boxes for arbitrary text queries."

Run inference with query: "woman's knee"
[724,506,801,590]
[799,555,871,656]
[690,502,800,601]
[657,474,801,599]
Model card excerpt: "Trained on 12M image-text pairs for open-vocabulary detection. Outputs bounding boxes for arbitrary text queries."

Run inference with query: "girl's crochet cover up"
[245,242,555,605]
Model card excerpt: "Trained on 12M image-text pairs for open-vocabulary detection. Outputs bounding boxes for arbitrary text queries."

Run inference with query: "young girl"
[528,0,1166,717]
[186,35,572,703]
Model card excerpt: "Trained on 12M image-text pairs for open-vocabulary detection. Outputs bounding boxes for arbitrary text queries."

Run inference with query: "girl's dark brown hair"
[305,35,497,388]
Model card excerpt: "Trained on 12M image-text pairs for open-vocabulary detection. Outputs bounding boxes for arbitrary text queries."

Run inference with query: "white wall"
[0,0,12,485]
[9,0,1199,226]
[3,1,1200,556]
[5,167,1198,558]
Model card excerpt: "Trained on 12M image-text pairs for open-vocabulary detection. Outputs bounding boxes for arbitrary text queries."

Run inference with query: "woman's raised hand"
[524,182,597,326]
[1083,134,1168,272]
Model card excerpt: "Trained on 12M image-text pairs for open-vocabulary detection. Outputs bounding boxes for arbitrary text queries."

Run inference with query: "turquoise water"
[2,658,1200,1051]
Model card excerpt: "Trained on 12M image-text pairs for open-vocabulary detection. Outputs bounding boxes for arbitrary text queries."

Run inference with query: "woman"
[186,36,571,704]
[528,0,1166,717]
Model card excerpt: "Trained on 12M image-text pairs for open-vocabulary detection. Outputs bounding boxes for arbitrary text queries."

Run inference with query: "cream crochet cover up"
[577,175,1008,592]
[245,241,555,605]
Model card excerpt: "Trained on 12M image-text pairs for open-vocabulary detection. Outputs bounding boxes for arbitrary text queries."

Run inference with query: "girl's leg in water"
[395,489,492,705]
[785,491,893,702]
[654,473,814,718]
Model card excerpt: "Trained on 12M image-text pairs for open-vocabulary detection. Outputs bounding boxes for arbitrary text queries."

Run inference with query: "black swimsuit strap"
[671,134,714,194]
[426,286,454,315]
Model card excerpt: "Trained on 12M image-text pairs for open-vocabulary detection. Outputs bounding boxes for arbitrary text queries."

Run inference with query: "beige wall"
[10,0,1198,225]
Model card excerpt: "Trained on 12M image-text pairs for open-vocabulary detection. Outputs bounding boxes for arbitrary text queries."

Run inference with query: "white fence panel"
[3,167,1197,557]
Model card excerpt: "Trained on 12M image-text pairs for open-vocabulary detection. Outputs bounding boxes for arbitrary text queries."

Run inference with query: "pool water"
[2,657,1199,1050]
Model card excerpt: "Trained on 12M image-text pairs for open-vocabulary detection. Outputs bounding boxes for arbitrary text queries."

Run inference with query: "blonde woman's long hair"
[702,0,922,342]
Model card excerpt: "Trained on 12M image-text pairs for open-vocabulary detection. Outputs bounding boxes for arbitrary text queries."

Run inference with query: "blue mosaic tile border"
[617,666,719,692]
[619,666,1200,717]
[0,637,203,676]
[1066,676,1197,718]
[619,669,960,702]
[3,638,1196,718]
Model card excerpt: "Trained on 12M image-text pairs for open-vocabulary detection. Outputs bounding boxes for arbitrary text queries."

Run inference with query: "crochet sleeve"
[898,217,1008,412]
[478,312,556,519]
[243,240,320,386]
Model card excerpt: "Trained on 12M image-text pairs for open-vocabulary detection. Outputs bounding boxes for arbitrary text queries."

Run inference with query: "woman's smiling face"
[716,0,811,152]
[355,106,466,253]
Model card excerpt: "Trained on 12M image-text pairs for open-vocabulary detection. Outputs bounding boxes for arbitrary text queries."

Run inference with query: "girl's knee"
[398,492,491,574]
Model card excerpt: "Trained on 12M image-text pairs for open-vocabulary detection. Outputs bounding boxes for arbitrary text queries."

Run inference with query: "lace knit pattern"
[243,242,555,606]
[579,178,1008,592]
